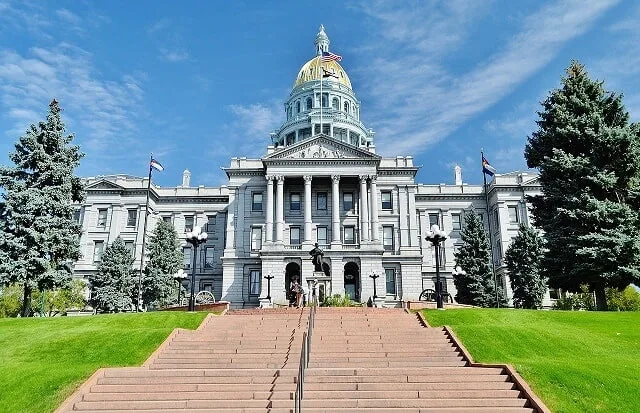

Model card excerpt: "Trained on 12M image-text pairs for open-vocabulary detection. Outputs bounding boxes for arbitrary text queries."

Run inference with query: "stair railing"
[294,303,316,412]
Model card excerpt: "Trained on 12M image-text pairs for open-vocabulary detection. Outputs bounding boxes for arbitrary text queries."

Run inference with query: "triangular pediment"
[86,180,125,190]
[263,135,381,161]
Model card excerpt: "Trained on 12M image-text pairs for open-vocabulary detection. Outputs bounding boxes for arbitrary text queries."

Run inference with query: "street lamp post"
[369,272,380,299]
[185,226,208,312]
[173,273,188,306]
[264,272,274,301]
[425,224,447,310]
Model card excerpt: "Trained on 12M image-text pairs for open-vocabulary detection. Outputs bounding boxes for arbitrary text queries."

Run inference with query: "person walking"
[290,277,304,308]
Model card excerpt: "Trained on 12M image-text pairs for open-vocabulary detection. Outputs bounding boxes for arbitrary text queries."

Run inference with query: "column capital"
[331,175,341,183]
[369,174,378,183]
[266,175,275,182]
[359,175,368,184]
[303,175,313,183]
[276,175,285,183]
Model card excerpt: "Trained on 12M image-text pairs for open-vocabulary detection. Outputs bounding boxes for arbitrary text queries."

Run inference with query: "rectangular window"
[206,215,216,232]
[433,277,448,293]
[317,226,328,246]
[184,216,194,233]
[452,213,462,231]
[383,226,394,251]
[127,209,137,227]
[249,270,261,296]
[317,192,327,210]
[333,127,348,142]
[201,282,213,292]
[344,226,355,244]
[290,227,301,245]
[385,268,396,295]
[73,208,83,225]
[313,124,330,135]
[162,215,172,223]
[428,213,439,229]
[290,193,301,211]
[93,241,104,262]
[252,193,263,211]
[508,206,519,224]
[381,191,392,210]
[299,127,312,140]
[183,247,191,269]
[124,241,135,257]
[343,192,353,211]
[494,209,499,229]
[251,227,262,251]
[204,247,215,268]
[97,209,108,228]
[432,245,446,269]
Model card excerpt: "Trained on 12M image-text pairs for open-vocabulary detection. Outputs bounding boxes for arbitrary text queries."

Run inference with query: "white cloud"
[56,8,81,25]
[220,102,283,158]
[147,18,191,63]
[356,0,620,156]
[158,47,190,62]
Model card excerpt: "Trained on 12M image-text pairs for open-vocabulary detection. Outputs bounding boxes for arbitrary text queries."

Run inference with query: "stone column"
[359,175,369,242]
[275,176,284,243]
[370,175,379,242]
[265,175,274,243]
[304,175,313,243]
[331,175,341,245]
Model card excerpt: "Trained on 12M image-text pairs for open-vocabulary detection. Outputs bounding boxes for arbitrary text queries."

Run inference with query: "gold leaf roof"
[294,56,352,89]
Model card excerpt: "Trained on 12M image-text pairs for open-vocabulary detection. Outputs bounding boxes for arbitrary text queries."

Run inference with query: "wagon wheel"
[195,291,215,305]
[419,288,436,302]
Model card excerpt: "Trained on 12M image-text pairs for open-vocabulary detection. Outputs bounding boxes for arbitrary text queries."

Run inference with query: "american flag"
[322,51,342,62]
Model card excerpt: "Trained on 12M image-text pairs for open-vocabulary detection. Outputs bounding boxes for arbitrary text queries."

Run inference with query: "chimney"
[182,169,191,187]
[454,164,462,185]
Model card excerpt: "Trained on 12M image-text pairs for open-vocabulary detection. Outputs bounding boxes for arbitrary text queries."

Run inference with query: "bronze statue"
[309,243,324,272]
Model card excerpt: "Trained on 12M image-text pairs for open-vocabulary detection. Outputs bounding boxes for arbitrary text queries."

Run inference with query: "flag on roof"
[482,156,496,176]
[150,158,164,172]
[322,51,342,62]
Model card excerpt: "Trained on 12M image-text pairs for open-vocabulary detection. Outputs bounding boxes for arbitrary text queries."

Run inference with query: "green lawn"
[0,312,208,413]
[424,309,640,413]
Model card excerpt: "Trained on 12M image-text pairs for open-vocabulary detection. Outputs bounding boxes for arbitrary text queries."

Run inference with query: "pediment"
[86,180,125,190]
[263,135,380,162]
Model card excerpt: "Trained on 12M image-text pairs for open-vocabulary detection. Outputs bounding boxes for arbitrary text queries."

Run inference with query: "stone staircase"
[300,307,537,412]
[57,307,546,412]
[56,308,308,412]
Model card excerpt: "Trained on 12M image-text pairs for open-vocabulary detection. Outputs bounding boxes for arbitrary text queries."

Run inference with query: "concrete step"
[74,399,293,410]
[287,398,528,408]
[304,374,511,383]
[82,390,294,401]
[89,383,296,393]
[97,376,296,385]
[102,368,297,378]
[301,390,522,399]
[303,381,516,391]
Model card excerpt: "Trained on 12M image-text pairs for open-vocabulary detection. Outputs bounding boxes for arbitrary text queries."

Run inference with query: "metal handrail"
[294,304,316,412]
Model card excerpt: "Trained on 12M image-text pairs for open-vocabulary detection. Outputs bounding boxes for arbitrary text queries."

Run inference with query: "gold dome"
[294,56,352,89]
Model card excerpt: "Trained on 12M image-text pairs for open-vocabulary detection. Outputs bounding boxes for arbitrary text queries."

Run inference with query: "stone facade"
[74,27,549,308]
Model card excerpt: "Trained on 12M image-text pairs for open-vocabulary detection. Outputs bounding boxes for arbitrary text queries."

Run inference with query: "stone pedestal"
[259,297,273,308]
[307,271,332,305]
[373,297,386,308]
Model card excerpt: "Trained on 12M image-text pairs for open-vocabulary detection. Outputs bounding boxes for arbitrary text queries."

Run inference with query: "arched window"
[296,101,301,113]
[344,101,350,113]
[322,93,328,108]
[332,97,339,110]
[287,106,292,120]
[306,97,313,110]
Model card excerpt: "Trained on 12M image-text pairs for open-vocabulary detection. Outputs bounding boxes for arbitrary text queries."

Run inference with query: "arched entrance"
[343,262,360,302]
[285,262,301,305]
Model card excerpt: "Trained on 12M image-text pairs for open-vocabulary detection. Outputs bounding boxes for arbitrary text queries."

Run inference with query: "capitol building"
[73,27,546,308]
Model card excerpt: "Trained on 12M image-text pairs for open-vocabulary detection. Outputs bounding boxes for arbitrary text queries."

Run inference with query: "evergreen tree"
[0,100,84,316]
[143,219,183,308]
[89,237,136,312]
[453,213,506,307]
[525,61,640,310]
[504,224,546,309]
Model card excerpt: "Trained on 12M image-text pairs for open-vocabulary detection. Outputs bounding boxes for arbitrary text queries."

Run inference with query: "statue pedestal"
[259,297,273,308]
[373,297,386,308]
[306,272,332,305]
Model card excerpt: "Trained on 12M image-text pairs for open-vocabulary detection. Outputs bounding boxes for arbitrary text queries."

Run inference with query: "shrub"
[606,286,640,311]
[0,284,23,317]
[552,285,595,311]
[321,293,358,307]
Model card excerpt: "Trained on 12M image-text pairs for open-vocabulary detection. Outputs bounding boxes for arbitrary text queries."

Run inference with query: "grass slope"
[424,309,640,413]
[0,312,208,413]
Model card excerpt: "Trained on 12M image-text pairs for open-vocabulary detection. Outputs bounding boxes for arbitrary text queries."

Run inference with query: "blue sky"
[1,0,638,187]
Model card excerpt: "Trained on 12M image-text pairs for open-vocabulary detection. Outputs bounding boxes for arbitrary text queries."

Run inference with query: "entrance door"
[343,262,360,302]
[285,262,301,305]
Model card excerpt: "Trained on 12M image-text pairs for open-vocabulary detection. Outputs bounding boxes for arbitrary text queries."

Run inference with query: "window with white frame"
[290,227,301,245]
[162,215,172,223]
[127,209,137,227]
[93,241,104,262]
[317,226,328,246]
[344,226,356,244]
[252,192,263,211]
[249,270,261,296]
[381,191,392,210]
[317,192,327,210]
[385,268,396,295]
[428,213,439,228]
[206,215,216,232]
[431,244,446,269]
[204,247,215,268]
[383,226,394,251]
[184,216,194,233]
[451,213,462,231]
[73,207,84,225]
[306,97,312,110]
[343,192,353,211]
[183,247,191,269]
[508,206,519,224]
[290,193,301,211]
[97,209,108,228]
[124,241,135,257]
[251,227,262,251]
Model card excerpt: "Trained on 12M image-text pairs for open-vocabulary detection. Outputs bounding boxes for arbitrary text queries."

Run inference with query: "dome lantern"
[315,24,330,55]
